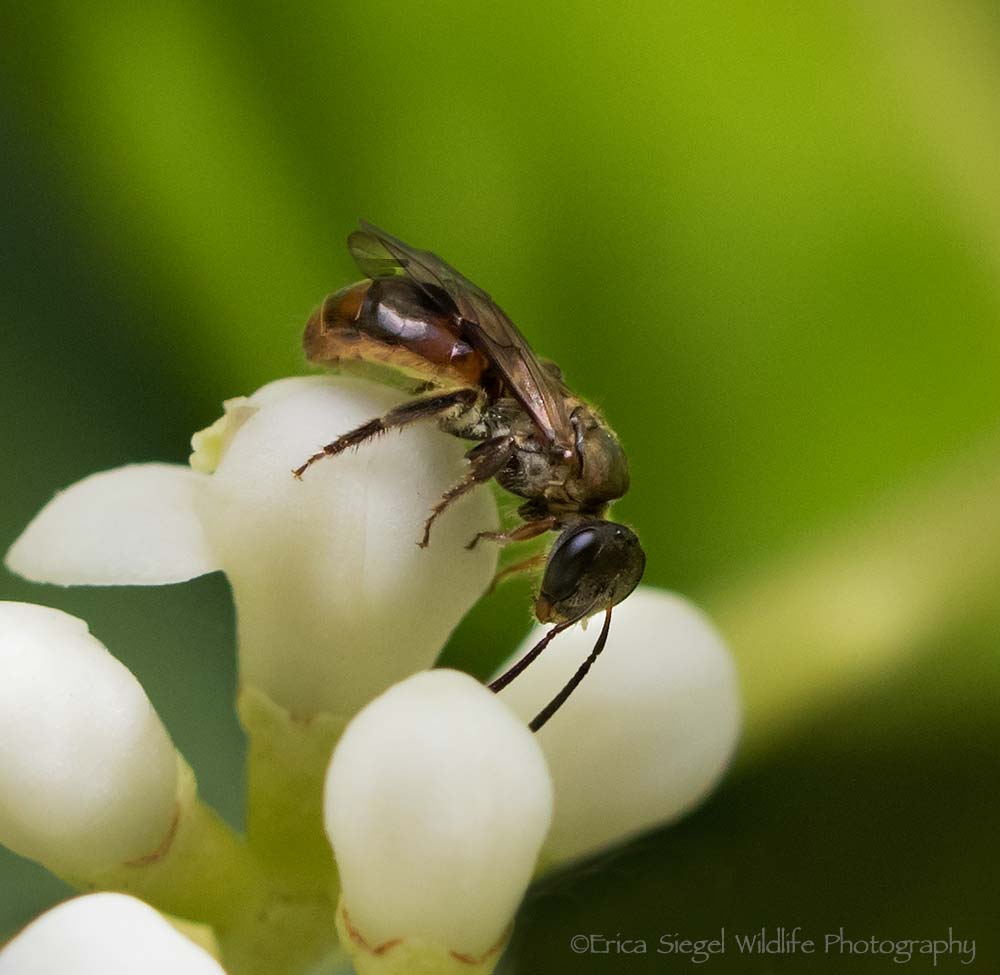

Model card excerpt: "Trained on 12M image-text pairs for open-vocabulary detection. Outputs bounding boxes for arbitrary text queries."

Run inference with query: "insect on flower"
[295,221,645,728]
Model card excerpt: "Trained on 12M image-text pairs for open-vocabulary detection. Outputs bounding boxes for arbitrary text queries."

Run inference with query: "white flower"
[0,893,226,975]
[494,586,741,866]
[5,375,499,718]
[2,373,742,975]
[324,670,553,973]
[0,602,179,877]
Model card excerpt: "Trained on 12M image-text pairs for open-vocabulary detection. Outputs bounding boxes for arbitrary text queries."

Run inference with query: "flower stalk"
[227,687,350,974]
[239,687,347,895]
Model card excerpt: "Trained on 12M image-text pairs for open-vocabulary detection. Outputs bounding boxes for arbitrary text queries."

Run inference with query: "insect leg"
[292,387,479,478]
[465,515,559,551]
[487,552,547,593]
[418,435,516,548]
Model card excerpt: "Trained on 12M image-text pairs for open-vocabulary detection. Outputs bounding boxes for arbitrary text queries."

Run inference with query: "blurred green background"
[2,2,999,971]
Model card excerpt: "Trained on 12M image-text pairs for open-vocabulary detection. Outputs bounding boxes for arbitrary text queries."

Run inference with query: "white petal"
[196,376,499,717]
[324,670,552,958]
[495,586,741,865]
[5,464,218,586]
[0,893,226,975]
[0,603,179,876]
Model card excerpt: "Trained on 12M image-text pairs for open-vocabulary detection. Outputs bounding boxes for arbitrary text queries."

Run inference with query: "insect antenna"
[488,619,574,694]
[529,606,613,732]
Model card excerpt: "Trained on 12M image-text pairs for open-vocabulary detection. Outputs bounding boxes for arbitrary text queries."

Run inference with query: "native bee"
[296,222,645,728]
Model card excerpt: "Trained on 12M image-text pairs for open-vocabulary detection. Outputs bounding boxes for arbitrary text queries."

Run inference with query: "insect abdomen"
[304,278,488,388]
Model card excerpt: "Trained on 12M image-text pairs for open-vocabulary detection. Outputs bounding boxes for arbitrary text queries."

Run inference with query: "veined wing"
[349,221,572,449]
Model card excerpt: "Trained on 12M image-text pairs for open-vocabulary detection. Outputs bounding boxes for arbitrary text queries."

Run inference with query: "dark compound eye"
[539,525,604,604]
[536,522,646,624]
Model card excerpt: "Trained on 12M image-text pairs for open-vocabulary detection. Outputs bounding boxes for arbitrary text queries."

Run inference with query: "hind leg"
[292,387,479,478]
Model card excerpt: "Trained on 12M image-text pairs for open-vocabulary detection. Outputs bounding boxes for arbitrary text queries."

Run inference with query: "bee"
[296,222,645,729]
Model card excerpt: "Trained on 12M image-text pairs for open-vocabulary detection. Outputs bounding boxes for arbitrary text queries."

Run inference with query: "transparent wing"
[348,221,572,447]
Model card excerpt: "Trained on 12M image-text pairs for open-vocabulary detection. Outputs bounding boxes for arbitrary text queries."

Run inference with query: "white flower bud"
[5,376,500,718]
[195,376,499,716]
[0,893,226,975]
[494,586,741,866]
[324,670,553,965]
[0,602,179,876]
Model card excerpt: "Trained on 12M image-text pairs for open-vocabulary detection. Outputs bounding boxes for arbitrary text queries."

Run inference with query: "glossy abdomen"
[304,278,488,388]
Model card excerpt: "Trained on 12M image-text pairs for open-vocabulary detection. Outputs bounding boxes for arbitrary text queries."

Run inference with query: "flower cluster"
[1,376,741,975]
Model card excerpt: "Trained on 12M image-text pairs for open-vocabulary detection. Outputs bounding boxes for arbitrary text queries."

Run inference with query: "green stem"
[239,685,348,894]
[226,685,351,974]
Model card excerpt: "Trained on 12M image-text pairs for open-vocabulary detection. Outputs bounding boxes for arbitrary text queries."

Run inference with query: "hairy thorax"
[493,405,630,519]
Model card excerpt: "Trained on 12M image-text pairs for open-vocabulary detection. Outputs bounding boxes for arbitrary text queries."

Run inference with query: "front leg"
[466,515,560,551]
[487,552,547,593]
[292,387,479,478]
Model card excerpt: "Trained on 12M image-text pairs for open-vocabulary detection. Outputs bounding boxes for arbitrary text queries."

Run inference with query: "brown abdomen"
[304,278,488,388]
